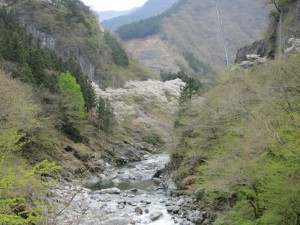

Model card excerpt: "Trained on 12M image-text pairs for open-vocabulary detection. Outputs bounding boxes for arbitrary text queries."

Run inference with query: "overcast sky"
[82,0,148,11]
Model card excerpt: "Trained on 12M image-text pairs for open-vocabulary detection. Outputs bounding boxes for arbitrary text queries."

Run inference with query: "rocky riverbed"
[47,154,210,225]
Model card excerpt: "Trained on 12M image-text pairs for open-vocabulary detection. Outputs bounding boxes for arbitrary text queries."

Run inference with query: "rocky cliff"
[8,0,154,87]
[235,0,300,63]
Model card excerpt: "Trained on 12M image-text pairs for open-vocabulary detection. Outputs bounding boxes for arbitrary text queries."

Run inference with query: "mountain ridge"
[101,0,179,31]
[120,0,269,73]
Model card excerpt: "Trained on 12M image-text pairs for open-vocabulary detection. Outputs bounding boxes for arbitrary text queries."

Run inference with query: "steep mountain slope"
[120,0,269,73]
[166,57,300,224]
[0,1,165,222]
[7,0,154,88]
[164,1,300,224]
[101,0,179,31]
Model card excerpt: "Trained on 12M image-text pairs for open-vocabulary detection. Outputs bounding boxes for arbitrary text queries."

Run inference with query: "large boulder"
[150,211,163,221]
[235,39,274,63]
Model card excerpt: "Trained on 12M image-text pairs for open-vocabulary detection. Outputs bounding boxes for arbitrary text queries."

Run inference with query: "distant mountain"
[97,8,137,21]
[121,0,269,73]
[102,0,179,31]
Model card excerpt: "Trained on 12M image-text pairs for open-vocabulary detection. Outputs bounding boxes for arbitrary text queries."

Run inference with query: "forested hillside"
[121,0,269,74]
[1,0,299,224]
[168,56,300,224]
[5,0,154,88]
[101,0,179,31]
[166,1,300,224]
[0,1,156,222]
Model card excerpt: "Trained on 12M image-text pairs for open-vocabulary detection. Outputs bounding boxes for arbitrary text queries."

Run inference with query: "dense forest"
[7,0,154,88]
[116,0,187,40]
[0,3,122,223]
[101,0,179,31]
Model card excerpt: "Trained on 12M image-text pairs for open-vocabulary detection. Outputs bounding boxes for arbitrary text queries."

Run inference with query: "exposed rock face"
[235,39,274,63]
[19,17,56,50]
[236,0,300,62]
[285,38,300,54]
[17,12,97,81]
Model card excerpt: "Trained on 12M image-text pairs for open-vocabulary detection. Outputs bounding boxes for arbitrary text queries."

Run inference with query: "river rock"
[117,204,125,209]
[152,166,165,178]
[140,199,151,204]
[96,187,121,194]
[135,207,143,214]
[177,198,185,206]
[167,205,181,214]
[186,210,204,224]
[129,188,138,192]
[100,217,134,225]
[150,211,163,221]
[129,172,142,180]
[112,178,122,186]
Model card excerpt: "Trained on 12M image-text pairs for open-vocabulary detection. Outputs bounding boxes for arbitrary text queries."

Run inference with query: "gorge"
[0,0,299,224]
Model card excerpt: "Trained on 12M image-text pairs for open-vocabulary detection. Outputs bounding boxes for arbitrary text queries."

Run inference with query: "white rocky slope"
[93,79,185,144]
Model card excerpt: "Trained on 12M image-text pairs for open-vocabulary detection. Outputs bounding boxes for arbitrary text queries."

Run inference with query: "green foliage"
[183,51,212,74]
[0,127,61,224]
[171,57,300,224]
[160,71,203,102]
[116,0,187,40]
[96,96,115,133]
[160,70,189,82]
[58,71,87,141]
[180,77,202,103]
[142,134,159,145]
[63,59,96,111]
[0,129,26,162]
[104,32,129,67]
[9,0,152,88]
[0,7,96,111]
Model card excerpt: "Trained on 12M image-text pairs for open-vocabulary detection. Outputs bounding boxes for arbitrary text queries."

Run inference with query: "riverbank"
[47,154,205,225]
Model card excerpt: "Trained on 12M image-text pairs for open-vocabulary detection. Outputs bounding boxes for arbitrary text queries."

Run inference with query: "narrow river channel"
[50,154,195,225]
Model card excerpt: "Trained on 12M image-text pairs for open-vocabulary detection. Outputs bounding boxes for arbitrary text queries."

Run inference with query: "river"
[49,154,195,225]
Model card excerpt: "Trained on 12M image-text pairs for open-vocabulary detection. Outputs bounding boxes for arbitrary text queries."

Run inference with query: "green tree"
[183,51,211,74]
[96,96,115,133]
[0,135,61,225]
[26,47,45,85]
[180,77,202,103]
[64,59,96,111]
[58,71,87,140]
[104,32,129,67]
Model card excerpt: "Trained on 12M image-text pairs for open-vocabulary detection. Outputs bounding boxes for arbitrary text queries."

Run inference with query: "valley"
[0,0,299,224]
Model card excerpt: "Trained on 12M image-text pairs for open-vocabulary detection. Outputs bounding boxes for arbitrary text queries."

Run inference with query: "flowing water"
[88,154,176,225]
[50,154,193,225]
